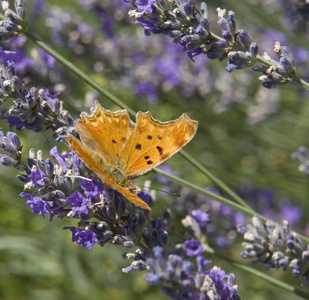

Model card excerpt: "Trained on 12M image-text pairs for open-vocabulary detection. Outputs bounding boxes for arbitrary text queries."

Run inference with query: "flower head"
[64,227,98,249]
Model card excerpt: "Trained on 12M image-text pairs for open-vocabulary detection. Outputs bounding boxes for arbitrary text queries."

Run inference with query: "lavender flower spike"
[0,0,27,41]
[238,216,309,285]
[127,1,302,88]
[144,246,241,299]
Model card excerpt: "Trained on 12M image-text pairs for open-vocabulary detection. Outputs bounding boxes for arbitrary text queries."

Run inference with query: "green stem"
[292,76,309,90]
[24,32,136,117]
[179,150,251,209]
[153,168,309,245]
[153,168,259,217]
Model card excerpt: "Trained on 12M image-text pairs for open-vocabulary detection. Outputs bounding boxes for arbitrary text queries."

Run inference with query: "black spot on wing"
[147,160,153,165]
[136,144,142,150]
[147,135,152,140]
[144,155,150,159]
[156,146,163,155]
[157,135,162,140]
[112,139,117,144]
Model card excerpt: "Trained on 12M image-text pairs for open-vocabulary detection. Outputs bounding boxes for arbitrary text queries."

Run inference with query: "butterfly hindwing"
[118,111,198,178]
[99,175,151,210]
[66,134,151,210]
[75,100,133,165]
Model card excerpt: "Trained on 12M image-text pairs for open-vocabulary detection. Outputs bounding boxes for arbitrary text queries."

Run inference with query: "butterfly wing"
[74,100,134,165]
[100,178,151,210]
[66,134,151,210]
[118,111,198,178]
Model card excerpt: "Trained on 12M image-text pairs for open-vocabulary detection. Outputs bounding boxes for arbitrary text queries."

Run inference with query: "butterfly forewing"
[118,112,198,178]
[75,101,133,165]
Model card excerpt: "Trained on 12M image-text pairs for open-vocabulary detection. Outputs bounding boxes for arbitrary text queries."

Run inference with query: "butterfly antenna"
[135,185,180,197]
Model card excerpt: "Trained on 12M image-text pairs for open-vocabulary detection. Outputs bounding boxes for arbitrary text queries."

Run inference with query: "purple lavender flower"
[207,267,239,300]
[190,209,210,228]
[21,192,55,220]
[81,176,106,200]
[237,184,303,229]
[292,146,309,176]
[50,146,70,172]
[0,46,16,64]
[28,167,48,187]
[64,227,98,249]
[66,191,90,217]
[184,240,205,257]
[132,0,156,13]
[0,47,74,139]
[39,49,56,68]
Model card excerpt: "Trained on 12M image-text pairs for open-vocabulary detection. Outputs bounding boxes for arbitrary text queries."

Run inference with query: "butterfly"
[66,101,198,210]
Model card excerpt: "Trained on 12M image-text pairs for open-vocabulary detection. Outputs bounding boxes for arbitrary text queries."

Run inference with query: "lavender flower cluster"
[0,0,288,124]
[0,127,243,299]
[44,0,211,104]
[144,246,240,300]
[238,216,309,286]
[0,50,74,141]
[127,0,299,89]
[0,0,26,41]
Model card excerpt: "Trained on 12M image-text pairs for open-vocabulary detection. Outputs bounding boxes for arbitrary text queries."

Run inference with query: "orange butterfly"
[66,101,198,210]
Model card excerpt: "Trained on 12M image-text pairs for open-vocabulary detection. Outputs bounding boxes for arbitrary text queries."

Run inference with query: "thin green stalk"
[153,168,309,245]
[154,168,259,217]
[24,32,136,117]
[292,76,309,90]
[179,150,251,209]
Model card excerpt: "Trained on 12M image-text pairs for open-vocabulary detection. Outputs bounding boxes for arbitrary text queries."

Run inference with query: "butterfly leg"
[127,184,141,194]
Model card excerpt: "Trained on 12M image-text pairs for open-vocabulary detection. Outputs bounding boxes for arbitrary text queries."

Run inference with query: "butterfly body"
[66,101,198,210]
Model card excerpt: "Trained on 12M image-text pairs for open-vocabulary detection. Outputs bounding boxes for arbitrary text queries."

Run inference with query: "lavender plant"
[126,0,308,89]
[1,1,309,300]
[238,216,309,286]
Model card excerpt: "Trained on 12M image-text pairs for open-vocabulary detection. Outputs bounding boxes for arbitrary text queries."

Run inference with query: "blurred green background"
[0,0,309,299]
